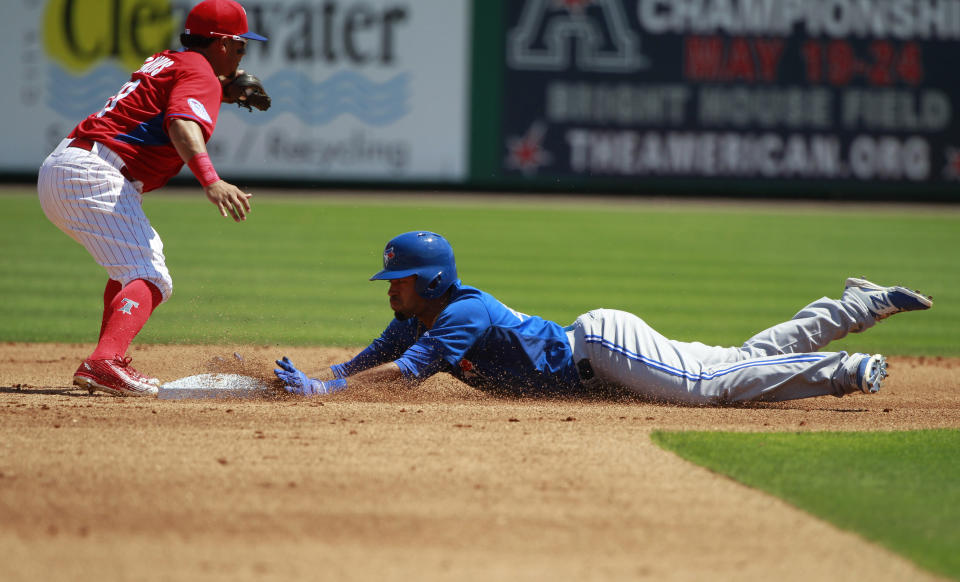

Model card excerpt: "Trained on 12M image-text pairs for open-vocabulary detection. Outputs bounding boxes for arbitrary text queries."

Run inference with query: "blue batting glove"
[274,357,347,396]
[274,356,312,393]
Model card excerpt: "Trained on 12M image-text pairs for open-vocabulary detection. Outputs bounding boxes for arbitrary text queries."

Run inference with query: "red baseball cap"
[185,0,267,41]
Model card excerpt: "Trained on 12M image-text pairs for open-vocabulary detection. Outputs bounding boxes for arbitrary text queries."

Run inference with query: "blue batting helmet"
[370,231,458,299]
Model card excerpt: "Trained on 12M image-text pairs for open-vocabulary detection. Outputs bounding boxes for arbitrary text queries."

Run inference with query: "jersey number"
[96,80,141,118]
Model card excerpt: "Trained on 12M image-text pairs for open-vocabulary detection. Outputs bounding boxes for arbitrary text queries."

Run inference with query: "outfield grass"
[652,430,960,581]
[1,189,957,354]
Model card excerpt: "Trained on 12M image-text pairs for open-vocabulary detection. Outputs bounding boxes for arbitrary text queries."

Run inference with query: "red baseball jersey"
[70,50,222,193]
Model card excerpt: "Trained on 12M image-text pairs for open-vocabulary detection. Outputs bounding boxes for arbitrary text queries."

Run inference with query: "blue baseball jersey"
[333,283,582,394]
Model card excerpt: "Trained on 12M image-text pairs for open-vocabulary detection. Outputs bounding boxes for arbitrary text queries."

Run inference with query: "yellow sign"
[44,0,175,72]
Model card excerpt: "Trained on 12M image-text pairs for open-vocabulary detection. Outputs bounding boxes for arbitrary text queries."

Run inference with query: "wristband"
[324,378,348,393]
[187,152,220,187]
[310,377,347,395]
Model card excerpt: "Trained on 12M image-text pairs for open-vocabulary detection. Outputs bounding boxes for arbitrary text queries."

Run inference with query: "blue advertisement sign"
[502,0,960,192]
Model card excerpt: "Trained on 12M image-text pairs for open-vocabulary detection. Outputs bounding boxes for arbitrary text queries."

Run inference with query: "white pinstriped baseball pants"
[565,295,876,404]
[37,139,173,301]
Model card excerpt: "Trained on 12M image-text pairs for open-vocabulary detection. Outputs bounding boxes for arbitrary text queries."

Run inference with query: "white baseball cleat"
[843,278,933,321]
[848,353,888,394]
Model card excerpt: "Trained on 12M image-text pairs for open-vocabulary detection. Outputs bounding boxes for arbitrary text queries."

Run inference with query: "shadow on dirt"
[0,385,88,397]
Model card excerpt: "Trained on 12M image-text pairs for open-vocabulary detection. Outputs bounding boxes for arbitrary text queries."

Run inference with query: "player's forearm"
[331,341,400,378]
[169,118,223,189]
[305,361,405,391]
[347,362,405,385]
[275,357,410,397]
[298,361,405,396]
[168,118,208,162]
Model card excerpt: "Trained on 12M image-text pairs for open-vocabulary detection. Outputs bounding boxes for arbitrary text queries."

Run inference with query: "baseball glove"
[224,72,271,112]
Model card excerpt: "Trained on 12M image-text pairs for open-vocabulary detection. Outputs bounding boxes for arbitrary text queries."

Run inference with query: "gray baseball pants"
[565,294,875,404]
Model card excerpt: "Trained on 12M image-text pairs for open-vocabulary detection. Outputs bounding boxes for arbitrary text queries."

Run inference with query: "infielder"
[37,0,268,396]
[275,231,933,404]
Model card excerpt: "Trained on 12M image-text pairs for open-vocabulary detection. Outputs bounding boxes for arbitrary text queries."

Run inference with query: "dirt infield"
[2,343,957,582]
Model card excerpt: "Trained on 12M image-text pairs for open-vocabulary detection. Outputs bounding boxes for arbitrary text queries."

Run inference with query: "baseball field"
[1,188,958,581]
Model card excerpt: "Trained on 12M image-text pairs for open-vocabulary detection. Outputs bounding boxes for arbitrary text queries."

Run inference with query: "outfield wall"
[6,0,470,183]
[4,0,960,199]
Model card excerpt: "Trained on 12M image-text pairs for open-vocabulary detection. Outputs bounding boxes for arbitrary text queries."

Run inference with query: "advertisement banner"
[6,0,469,182]
[502,0,960,192]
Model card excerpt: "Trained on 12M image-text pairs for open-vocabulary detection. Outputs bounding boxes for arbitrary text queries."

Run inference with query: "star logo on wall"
[943,147,960,180]
[505,121,552,176]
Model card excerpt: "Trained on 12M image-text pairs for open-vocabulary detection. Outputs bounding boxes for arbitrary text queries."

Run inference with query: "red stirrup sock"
[98,279,123,340]
[90,279,163,360]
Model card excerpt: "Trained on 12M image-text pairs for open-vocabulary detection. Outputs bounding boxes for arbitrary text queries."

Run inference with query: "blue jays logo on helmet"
[369,231,458,299]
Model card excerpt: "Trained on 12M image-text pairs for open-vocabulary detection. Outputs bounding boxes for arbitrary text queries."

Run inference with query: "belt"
[68,138,137,183]
[576,359,595,381]
[564,324,595,382]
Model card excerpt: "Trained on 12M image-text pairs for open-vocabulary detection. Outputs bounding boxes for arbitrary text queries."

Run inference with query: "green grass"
[6,186,959,578]
[652,430,960,580]
[1,188,957,354]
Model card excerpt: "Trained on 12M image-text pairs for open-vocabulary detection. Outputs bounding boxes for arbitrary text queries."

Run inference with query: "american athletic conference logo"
[504,0,650,176]
[507,0,650,73]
